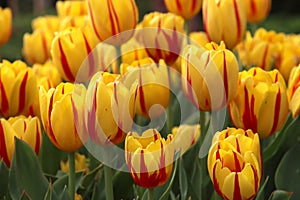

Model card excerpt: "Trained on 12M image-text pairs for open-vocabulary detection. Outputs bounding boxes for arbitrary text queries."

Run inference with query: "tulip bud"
[139,12,185,65]
[121,57,170,118]
[164,0,202,20]
[245,0,271,23]
[56,0,87,18]
[39,82,86,152]
[87,0,139,46]
[229,67,289,138]
[31,15,60,32]
[59,15,91,30]
[287,66,300,118]
[23,28,54,65]
[181,42,239,111]
[207,128,262,200]
[0,7,12,46]
[0,60,37,118]
[125,129,174,188]
[203,0,247,49]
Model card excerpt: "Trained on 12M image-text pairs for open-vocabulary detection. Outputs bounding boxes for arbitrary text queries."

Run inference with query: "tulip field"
[0,0,300,200]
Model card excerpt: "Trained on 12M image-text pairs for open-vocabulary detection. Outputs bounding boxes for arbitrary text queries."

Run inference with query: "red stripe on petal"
[0,75,9,116]
[242,86,257,132]
[233,0,242,41]
[18,71,29,113]
[88,1,102,41]
[191,0,197,12]
[138,69,147,115]
[233,173,242,200]
[250,0,257,15]
[269,87,281,135]
[58,38,75,82]
[34,121,41,154]
[0,121,10,167]
[41,30,49,61]
[47,93,59,148]
[212,163,223,197]
[176,0,183,12]
[261,45,269,70]
[223,51,229,107]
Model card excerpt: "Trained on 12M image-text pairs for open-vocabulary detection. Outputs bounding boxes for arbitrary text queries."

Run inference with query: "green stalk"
[184,19,191,45]
[68,152,75,200]
[115,45,122,73]
[148,188,154,200]
[104,165,114,200]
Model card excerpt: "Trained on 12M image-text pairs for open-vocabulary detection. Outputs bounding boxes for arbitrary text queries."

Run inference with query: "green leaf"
[159,159,178,200]
[268,190,293,200]
[275,144,300,200]
[0,160,9,198]
[113,170,134,199]
[179,158,188,200]
[9,138,50,200]
[255,176,269,200]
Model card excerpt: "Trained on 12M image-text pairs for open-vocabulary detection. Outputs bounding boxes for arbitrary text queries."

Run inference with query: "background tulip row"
[0,0,300,200]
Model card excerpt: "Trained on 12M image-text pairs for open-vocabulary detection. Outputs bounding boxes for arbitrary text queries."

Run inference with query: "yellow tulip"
[202,0,247,49]
[121,37,148,66]
[207,128,262,200]
[121,57,170,118]
[56,0,87,18]
[60,152,89,174]
[287,66,300,118]
[0,116,42,167]
[245,0,271,23]
[0,60,37,118]
[87,0,139,45]
[190,31,210,47]
[181,41,239,111]
[59,15,91,30]
[229,67,289,138]
[0,7,12,46]
[39,82,86,152]
[31,15,60,32]
[125,129,174,188]
[164,0,202,19]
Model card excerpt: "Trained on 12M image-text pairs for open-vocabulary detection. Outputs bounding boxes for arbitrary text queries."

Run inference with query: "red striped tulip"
[181,42,239,111]
[56,1,87,18]
[125,129,174,188]
[287,66,300,118]
[39,82,86,152]
[164,0,203,20]
[245,0,271,23]
[0,116,42,167]
[59,15,91,30]
[229,67,289,138]
[203,0,247,49]
[207,128,262,200]
[0,60,37,118]
[87,0,138,46]
[0,7,12,46]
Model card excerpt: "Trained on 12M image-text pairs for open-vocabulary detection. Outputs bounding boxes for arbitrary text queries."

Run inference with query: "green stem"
[199,110,208,200]
[104,165,114,200]
[148,188,154,200]
[68,152,75,200]
[184,19,191,44]
[250,23,258,34]
[115,45,122,73]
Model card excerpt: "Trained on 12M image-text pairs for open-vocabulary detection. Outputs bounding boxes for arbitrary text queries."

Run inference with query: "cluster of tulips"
[0,0,299,199]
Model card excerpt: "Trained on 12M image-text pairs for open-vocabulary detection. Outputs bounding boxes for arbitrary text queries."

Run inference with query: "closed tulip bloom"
[51,26,98,82]
[125,129,174,188]
[207,128,262,200]
[140,12,185,65]
[56,1,87,18]
[0,60,37,118]
[121,58,170,118]
[39,82,86,152]
[181,42,239,111]
[164,0,202,19]
[203,0,247,49]
[31,15,60,32]
[245,0,271,23]
[0,7,12,46]
[287,66,300,118]
[59,15,91,30]
[87,0,138,46]
[85,72,134,145]
[229,67,289,138]
[23,28,54,65]
[0,119,16,167]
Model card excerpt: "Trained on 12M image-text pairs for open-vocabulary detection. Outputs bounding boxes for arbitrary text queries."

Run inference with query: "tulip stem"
[148,188,154,200]
[68,152,75,200]
[115,45,122,73]
[104,165,114,200]
[184,19,190,44]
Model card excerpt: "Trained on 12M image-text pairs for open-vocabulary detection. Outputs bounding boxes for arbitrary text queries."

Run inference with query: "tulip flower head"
[245,0,271,23]
[164,0,203,20]
[0,7,12,46]
[31,15,60,32]
[56,0,88,18]
[287,66,300,118]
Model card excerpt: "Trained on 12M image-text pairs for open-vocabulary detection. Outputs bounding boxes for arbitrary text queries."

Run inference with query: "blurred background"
[0,0,300,61]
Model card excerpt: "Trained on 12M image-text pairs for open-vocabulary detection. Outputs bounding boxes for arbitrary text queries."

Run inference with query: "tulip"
[121,37,148,66]
[140,12,185,65]
[125,129,174,188]
[87,0,139,46]
[207,128,262,200]
[23,28,54,65]
[181,41,239,111]
[164,0,202,20]
[245,0,271,23]
[287,66,300,118]
[39,82,86,152]
[59,15,91,30]
[121,57,170,118]
[85,72,134,145]
[190,31,210,47]
[31,15,60,32]
[229,67,289,138]
[0,60,37,118]
[0,7,12,46]
[51,26,98,82]
[0,116,42,167]
[56,1,87,18]
[202,0,247,49]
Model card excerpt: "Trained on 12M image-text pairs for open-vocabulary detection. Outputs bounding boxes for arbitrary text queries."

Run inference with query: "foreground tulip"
[245,0,271,23]
[56,0,87,18]
[181,42,239,111]
[0,116,42,167]
[125,129,174,188]
[207,128,262,200]
[229,67,289,138]
[164,0,202,19]
[287,66,300,118]
[0,7,12,46]
[39,82,86,152]
[121,58,170,118]
[0,60,37,118]
[87,0,138,45]
[203,0,247,49]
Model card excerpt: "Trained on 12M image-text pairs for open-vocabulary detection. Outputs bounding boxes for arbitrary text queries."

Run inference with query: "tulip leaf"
[275,144,300,200]
[9,138,50,200]
[255,176,269,200]
[159,159,178,200]
[0,160,9,198]
[268,190,293,200]
[113,170,134,199]
[179,158,188,200]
